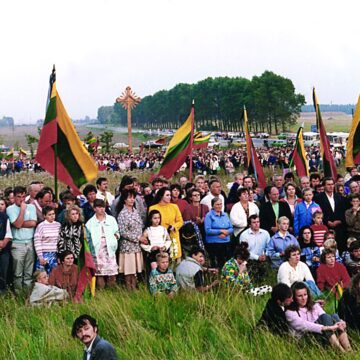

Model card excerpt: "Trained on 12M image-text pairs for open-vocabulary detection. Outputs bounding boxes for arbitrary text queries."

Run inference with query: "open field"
[291,112,352,133]
[0,125,151,149]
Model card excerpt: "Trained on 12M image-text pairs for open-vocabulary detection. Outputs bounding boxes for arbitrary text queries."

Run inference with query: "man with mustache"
[72,314,118,360]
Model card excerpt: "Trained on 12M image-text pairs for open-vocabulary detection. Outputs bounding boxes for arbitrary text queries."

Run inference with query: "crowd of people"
[1,160,360,352]
[1,142,346,177]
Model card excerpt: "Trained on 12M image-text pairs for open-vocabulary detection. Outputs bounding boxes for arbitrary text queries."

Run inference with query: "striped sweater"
[34,220,61,258]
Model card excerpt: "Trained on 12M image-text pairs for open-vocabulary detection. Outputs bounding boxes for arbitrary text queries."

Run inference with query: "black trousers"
[205,242,230,269]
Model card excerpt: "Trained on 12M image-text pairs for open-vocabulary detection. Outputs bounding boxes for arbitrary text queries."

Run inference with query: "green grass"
[0,285,359,360]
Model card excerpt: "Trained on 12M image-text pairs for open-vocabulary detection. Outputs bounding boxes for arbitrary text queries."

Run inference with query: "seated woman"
[277,245,320,297]
[222,243,272,295]
[285,282,351,352]
[48,250,78,299]
[317,249,351,293]
[339,273,360,331]
[29,270,69,307]
[149,252,178,298]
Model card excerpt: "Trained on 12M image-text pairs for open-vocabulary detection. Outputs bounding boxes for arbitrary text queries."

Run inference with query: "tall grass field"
[1,285,360,359]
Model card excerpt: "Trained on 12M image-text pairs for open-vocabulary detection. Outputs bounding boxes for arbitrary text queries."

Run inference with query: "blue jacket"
[267,231,299,268]
[293,201,320,236]
[204,210,233,244]
[300,245,320,269]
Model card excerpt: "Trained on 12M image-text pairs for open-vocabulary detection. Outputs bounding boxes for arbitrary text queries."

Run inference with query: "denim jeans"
[11,241,34,291]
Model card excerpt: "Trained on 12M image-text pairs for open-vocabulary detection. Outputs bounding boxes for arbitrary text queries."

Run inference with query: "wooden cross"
[116,86,141,152]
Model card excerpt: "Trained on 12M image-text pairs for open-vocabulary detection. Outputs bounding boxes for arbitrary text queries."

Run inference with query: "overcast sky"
[1,0,359,123]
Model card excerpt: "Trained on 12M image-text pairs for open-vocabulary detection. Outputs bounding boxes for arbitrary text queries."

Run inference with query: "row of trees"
[98,71,305,134]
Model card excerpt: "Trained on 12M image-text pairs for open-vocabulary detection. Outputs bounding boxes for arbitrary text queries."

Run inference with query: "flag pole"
[189,100,195,182]
[50,65,58,201]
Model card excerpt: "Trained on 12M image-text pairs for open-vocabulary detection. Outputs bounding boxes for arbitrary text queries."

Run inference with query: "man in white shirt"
[200,179,225,212]
[239,214,270,281]
[96,177,115,209]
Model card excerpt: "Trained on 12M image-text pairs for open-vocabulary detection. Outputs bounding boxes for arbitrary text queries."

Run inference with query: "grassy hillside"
[1,286,359,360]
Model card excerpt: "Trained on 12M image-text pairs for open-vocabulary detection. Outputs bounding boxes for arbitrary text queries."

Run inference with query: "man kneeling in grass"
[72,314,118,360]
[176,246,220,292]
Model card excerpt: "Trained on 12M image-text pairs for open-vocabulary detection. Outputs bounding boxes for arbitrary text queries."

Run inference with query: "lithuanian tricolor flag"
[292,123,309,177]
[74,224,96,301]
[154,103,194,179]
[313,88,337,180]
[35,67,98,194]
[244,107,266,189]
[193,131,211,149]
[345,96,360,167]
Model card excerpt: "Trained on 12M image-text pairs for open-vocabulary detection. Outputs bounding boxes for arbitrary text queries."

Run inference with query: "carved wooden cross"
[116,86,141,152]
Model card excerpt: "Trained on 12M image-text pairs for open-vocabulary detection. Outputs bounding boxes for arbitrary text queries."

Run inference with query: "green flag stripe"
[44,96,57,125]
[55,125,87,187]
[162,133,191,166]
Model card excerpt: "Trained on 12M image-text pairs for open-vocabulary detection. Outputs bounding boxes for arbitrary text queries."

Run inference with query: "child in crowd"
[310,210,328,248]
[341,237,358,264]
[29,270,69,307]
[34,206,61,274]
[322,237,342,264]
[141,210,171,269]
[149,252,178,297]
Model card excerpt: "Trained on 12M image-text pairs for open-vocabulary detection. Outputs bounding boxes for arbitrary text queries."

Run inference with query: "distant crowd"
[0,143,345,176]
[0,163,360,353]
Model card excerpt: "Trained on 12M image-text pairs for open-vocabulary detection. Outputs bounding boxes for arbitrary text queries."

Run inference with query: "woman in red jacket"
[317,249,351,293]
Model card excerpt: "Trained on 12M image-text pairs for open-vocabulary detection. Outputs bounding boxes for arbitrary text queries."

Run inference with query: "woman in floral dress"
[117,189,144,290]
[86,199,119,289]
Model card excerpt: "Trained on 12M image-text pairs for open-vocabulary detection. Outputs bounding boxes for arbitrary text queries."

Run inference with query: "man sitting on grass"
[176,246,219,292]
[257,283,293,334]
[72,314,118,360]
